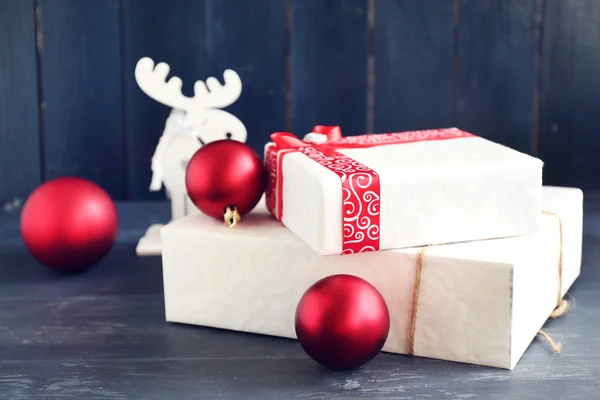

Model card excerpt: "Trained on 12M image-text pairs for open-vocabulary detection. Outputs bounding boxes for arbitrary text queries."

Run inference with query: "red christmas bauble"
[185,140,266,226]
[21,177,118,272]
[295,274,390,370]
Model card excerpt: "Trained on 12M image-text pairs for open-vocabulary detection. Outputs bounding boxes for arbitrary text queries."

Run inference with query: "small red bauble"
[295,274,390,370]
[20,177,118,272]
[185,140,266,227]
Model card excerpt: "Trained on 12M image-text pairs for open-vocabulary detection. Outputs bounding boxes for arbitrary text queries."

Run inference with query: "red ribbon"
[270,125,342,150]
[265,126,474,255]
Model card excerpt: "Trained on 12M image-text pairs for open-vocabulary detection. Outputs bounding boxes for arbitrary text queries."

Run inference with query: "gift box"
[264,127,543,255]
[160,186,582,369]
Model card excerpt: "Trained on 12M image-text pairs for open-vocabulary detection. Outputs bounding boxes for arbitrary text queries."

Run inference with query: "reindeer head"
[135,57,247,143]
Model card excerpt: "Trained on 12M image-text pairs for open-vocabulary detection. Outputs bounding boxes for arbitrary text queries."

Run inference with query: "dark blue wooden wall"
[1,0,599,202]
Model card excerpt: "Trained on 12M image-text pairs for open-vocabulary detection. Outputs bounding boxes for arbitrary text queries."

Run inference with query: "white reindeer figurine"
[134,57,247,256]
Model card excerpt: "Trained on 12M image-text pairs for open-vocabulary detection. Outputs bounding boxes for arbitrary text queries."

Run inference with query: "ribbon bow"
[270,125,343,150]
[265,125,473,254]
[265,125,382,254]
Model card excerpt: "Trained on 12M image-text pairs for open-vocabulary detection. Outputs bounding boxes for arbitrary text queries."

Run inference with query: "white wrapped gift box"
[161,186,582,369]
[265,127,543,255]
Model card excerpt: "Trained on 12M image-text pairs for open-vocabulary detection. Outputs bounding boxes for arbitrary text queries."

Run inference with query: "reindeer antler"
[193,69,242,109]
[135,57,191,110]
[135,57,242,111]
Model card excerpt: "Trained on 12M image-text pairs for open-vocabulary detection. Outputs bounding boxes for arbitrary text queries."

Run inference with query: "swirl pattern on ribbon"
[264,144,278,216]
[265,127,474,254]
[298,146,380,254]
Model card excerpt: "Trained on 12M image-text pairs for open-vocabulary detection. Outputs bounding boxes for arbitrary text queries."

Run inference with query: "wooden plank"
[374,0,454,132]
[1,199,600,397]
[457,0,540,153]
[291,0,368,136]
[0,0,41,203]
[0,238,598,397]
[1,353,599,400]
[540,0,600,189]
[205,0,286,155]
[38,0,124,199]
[121,0,204,200]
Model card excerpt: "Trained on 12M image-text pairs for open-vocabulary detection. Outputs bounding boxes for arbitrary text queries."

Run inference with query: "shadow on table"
[0,244,164,296]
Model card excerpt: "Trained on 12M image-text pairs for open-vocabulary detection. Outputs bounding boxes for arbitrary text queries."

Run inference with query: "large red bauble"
[185,140,266,222]
[20,177,118,272]
[295,274,390,370]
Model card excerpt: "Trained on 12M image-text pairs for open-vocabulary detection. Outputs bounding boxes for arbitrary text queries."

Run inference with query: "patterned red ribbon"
[265,126,474,255]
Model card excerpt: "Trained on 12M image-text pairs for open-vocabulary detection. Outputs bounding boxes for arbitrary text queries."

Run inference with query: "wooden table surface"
[1,197,599,400]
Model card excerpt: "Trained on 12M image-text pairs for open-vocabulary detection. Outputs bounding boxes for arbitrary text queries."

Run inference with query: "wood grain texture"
[457,0,540,153]
[0,197,599,398]
[291,0,368,136]
[205,0,286,155]
[38,0,124,199]
[121,0,205,200]
[0,0,40,203]
[540,0,600,189]
[374,0,454,132]
[0,200,597,398]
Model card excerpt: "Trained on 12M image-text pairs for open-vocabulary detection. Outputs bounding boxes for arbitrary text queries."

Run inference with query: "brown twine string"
[537,330,562,352]
[543,210,565,310]
[407,211,569,357]
[408,245,432,356]
[537,210,569,353]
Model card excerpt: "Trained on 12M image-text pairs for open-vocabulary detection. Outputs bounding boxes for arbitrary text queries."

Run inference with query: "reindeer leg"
[149,131,172,191]
[185,194,200,216]
[150,110,187,192]
[170,190,187,221]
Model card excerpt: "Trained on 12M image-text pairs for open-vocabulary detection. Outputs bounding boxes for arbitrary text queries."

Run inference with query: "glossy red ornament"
[20,177,118,272]
[295,274,390,370]
[185,140,266,226]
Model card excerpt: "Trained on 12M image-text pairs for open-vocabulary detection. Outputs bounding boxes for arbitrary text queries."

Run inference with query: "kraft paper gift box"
[160,186,583,369]
[264,126,543,255]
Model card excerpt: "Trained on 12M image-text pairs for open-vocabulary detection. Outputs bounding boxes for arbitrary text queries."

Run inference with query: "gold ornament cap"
[224,206,241,228]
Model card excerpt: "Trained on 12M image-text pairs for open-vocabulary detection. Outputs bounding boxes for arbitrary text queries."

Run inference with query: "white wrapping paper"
[266,129,543,255]
[161,186,582,369]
